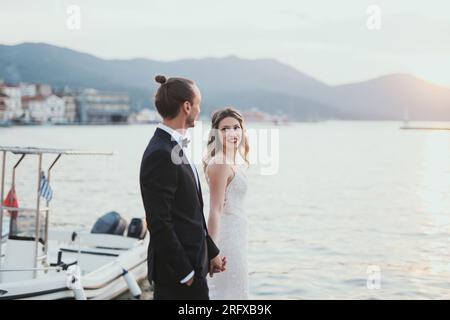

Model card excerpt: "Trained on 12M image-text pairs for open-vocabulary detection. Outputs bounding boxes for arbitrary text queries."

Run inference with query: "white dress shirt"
[157,123,200,189]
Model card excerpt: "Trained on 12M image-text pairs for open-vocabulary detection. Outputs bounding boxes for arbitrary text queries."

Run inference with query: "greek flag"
[39,171,53,202]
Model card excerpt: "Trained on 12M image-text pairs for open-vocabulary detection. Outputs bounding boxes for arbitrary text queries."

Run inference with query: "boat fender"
[122,268,141,299]
[66,265,86,300]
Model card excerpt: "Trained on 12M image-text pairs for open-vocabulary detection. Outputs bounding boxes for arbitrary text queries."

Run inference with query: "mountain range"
[1,42,449,120]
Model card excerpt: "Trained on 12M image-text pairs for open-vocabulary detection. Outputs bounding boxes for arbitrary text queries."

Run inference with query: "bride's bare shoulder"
[208,154,226,166]
[206,155,231,178]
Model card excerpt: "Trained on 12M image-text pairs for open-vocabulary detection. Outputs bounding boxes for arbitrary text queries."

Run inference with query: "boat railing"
[0,146,112,279]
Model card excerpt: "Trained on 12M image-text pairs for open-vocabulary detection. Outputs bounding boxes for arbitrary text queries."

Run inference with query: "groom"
[140,75,225,300]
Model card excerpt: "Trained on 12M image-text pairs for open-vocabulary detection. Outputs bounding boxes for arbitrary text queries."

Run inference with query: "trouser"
[153,275,209,300]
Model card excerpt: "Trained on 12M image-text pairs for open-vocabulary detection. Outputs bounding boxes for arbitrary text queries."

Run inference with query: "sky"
[1,0,450,87]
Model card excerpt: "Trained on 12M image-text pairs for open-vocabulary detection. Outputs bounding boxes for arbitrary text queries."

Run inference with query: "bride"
[203,107,250,300]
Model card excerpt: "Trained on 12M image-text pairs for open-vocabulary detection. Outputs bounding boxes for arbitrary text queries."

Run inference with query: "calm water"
[1,121,449,299]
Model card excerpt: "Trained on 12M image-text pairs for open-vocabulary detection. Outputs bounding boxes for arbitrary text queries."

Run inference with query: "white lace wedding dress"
[207,164,249,300]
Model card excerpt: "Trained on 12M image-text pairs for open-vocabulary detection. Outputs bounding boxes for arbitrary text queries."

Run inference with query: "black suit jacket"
[140,127,220,285]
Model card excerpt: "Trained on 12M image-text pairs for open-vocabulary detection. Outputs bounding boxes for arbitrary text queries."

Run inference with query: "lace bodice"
[222,166,248,216]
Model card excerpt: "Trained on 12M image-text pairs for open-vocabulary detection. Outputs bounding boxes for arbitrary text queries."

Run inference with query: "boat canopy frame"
[0,146,112,278]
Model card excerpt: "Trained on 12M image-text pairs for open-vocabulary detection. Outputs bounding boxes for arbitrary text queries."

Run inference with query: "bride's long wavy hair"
[203,107,250,172]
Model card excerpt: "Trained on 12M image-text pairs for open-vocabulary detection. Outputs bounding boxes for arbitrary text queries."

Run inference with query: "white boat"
[0,146,149,300]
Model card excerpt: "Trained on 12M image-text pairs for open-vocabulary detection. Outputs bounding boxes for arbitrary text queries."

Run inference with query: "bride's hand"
[221,256,227,269]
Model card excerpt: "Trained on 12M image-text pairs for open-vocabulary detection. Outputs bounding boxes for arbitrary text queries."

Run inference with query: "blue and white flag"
[39,171,53,202]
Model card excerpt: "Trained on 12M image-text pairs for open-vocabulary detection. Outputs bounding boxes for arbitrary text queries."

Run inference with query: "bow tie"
[180,137,190,148]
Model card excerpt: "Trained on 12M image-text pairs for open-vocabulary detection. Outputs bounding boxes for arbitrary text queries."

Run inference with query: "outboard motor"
[91,211,127,235]
[127,218,147,239]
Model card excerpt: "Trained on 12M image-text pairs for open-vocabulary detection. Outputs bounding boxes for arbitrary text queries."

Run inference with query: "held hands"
[185,255,227,286]
[209,255,227,277]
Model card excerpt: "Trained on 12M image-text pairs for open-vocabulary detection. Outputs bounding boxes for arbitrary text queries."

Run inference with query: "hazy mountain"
[1,42,449,120]
[321,74,450,120]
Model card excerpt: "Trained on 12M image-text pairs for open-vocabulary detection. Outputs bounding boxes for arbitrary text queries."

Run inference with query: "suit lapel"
[197,172,204,209]
[179,150,207,232]
[179,148,203,206]
[155,127,204,208]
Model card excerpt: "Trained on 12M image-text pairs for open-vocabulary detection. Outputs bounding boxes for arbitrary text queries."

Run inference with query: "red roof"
[21,95,48,102]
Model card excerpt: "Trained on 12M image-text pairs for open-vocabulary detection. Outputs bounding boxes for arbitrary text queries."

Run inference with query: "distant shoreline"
[2,120,450,129]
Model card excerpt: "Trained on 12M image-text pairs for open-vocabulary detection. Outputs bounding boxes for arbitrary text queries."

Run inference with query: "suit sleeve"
[140,149,193,282]
[206,234,220,260]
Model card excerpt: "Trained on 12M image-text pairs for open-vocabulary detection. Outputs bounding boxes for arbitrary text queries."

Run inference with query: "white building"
[35,84,52,96]
[22,95,65,124]
[20,83,53,98]
[0,92,8,122]
[19,83,37,97]
[130,108,162,124]
[61,95,77,123]
[76,89,131,123]
[0,84,23,121]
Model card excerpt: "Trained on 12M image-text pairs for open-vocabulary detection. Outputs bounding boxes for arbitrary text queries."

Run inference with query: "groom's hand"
[209,255,227,277]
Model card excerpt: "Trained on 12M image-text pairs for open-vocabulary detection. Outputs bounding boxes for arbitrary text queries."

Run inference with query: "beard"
[186,114,196,128]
